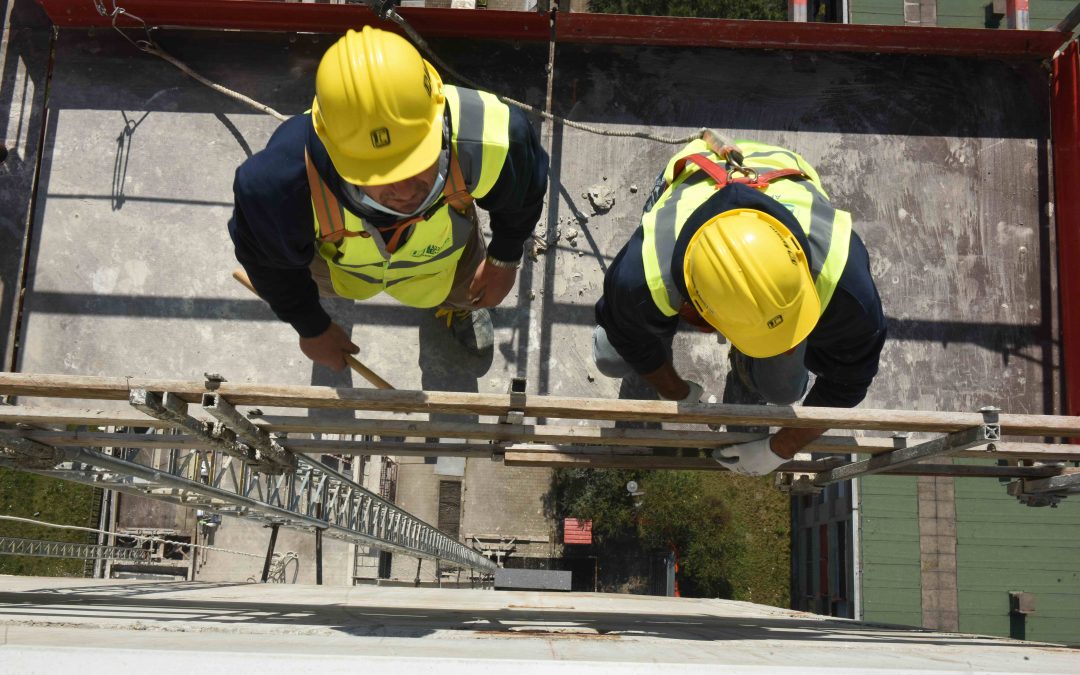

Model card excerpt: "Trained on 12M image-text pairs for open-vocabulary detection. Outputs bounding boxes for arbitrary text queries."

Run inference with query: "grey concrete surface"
[0,577,1077,672]
[5,24,1059,588]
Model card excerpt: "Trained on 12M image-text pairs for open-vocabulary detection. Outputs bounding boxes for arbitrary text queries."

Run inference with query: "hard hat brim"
[723,275,819,359]
[313,93,446,187]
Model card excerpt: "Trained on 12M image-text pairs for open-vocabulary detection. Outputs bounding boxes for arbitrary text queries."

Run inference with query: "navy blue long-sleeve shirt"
[595,183,886,408]
[228,100,548,338]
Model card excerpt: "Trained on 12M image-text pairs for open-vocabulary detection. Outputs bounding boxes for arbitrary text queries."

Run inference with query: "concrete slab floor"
[5,25,1060,586]
[0,577,1077,672]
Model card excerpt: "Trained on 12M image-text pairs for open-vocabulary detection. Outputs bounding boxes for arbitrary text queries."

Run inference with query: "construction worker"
[228,27,548,369]
[593,133,886,476]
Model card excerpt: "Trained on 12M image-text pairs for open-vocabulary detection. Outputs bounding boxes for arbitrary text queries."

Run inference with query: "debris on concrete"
[585,184,615,214]
[629,184,638,194]
[564,228,578,243]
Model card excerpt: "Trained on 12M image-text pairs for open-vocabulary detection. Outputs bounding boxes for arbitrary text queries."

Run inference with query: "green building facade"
[793,468,1080,645]
[847,0,1075,29]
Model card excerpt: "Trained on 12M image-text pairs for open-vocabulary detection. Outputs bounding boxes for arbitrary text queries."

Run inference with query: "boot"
[436,307,494,355]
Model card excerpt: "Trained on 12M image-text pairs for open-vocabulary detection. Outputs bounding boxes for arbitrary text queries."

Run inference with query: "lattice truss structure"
[0,373,1078,574]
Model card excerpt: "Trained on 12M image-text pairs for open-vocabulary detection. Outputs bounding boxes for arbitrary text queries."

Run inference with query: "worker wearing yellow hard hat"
[229,27,548,369]
[593,132,886,476]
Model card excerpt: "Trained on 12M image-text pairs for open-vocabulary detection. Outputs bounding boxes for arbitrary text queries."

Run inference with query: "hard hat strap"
[375,145,474,254]
[306,149,365,245]
[306,145,475,254]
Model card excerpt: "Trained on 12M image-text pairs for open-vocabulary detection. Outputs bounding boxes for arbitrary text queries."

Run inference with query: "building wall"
[856,467,1080,645]
[850,0,1075,28]
[858,475,923,627]
[953,467,1080,644]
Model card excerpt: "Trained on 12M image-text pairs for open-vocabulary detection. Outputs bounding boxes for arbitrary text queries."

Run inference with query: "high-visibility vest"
[306,85,510,308]
[641,139,852,319]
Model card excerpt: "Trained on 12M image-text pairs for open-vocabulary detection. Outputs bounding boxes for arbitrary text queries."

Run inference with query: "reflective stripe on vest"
[641,139,851,317]
[307,85,510,308]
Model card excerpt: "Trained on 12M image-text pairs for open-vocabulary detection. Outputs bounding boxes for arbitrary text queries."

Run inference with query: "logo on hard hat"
[767,314,784,329]
[370,127,391,148]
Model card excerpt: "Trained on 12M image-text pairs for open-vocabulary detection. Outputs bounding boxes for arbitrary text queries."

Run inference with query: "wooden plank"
[2,373,1079,436]
[9,428,1080,468]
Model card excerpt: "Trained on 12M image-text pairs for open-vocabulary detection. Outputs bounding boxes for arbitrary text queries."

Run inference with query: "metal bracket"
[499,377,528,426]
[980,406,1002,441]
[774,472,823,496]
[202,393,295,471]
[203,372,227,391]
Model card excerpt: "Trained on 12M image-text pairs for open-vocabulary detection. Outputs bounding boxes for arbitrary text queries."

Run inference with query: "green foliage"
[550,466,790,604]
[0,467,99,577]
[587,0,787,20]
[549,467,642,541]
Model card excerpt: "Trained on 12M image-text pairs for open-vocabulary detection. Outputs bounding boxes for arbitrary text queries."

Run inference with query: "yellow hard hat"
[683,208,821,358]
[312,27,446,186]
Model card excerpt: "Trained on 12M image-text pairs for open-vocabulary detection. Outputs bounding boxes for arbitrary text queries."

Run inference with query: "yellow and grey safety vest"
[305,85,510,308]
[641,139,852,318]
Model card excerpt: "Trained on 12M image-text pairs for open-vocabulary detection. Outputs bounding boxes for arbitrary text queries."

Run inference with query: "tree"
[587,0,787,20]
[548,467,789,603]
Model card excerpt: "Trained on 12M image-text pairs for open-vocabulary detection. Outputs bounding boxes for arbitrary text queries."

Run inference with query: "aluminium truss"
[0,536,152,562]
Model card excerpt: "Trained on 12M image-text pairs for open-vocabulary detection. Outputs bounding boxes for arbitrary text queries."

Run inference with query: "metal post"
[1005,0,1029,29]
[315,504,324,585]
[261,523,280,583]
[414,558,423,587]
[788,0,807,22]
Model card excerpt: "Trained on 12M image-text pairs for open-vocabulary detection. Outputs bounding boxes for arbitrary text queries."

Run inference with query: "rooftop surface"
[0,576,1078,672]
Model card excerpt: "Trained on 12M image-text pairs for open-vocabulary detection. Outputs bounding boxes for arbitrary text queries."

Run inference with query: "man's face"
[359,158,440,214]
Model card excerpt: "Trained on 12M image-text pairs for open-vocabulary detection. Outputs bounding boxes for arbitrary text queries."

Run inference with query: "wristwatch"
[485,255,520,270]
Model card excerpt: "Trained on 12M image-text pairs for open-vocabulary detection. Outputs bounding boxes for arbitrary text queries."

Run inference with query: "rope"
[95,0,697,143]
[380,7,702,145]
[146,46,288,122]
[0,514,262,558]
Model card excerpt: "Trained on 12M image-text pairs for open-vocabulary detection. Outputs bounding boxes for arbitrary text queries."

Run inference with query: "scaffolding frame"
[0,373,1077,511]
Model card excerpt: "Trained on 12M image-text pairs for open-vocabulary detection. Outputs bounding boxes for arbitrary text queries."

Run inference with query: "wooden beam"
[0,407,170,429]
[1,372,1077,436]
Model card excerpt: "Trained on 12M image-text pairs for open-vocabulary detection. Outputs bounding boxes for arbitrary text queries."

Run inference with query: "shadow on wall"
[0,0,52,371]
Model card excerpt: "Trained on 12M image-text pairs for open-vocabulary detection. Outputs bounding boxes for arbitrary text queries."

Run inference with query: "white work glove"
[712,437,787,476]
[661,379,703,403]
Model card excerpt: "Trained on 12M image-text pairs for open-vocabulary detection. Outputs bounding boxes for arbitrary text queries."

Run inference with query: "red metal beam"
[34,1,550,41]
[36,0,1068,59]
[555,13,1066,58]
[1052,40,1080,420]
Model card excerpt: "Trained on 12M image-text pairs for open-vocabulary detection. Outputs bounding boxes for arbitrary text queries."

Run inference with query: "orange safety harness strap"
[305,147,474,255]
[375,146,474,253]
[670,153,809,192]
[305,149,362,244]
